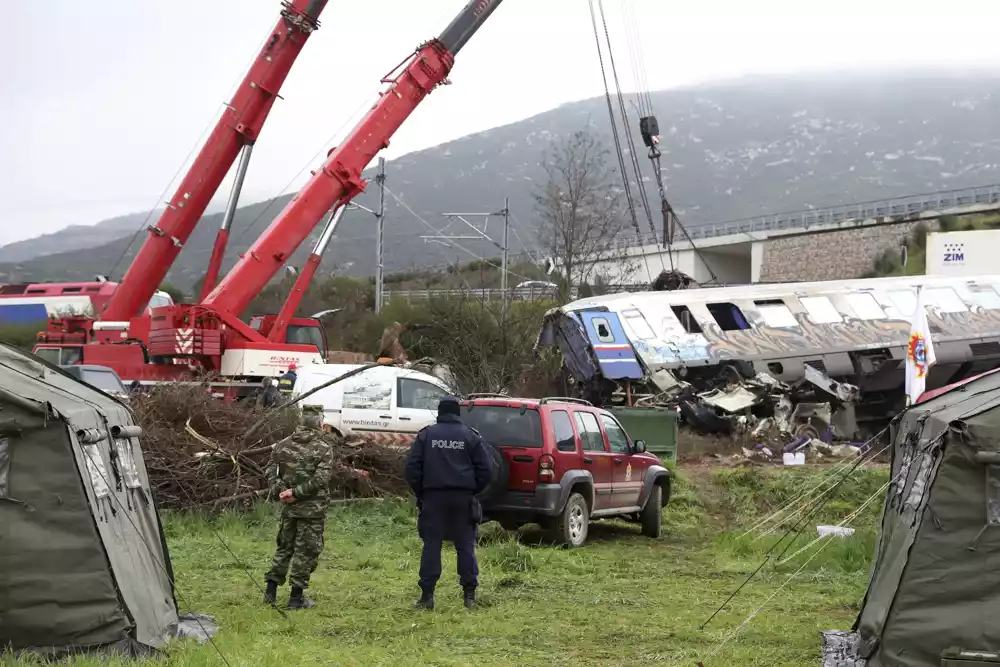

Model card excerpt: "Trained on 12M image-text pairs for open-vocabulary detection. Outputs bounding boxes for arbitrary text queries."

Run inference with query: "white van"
[292,364,455,446]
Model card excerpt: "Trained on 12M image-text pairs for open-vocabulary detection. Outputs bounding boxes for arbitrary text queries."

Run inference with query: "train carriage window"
[846,293,886,320]
[799,296,842,324]
[887,290,917,319]
[970,286,1000,310]
[670,306,703,334]
[591,317,615,343]
[754,299,798,328]
[925,287,967,313]
[707,302,750,331]
[622,309,656,340]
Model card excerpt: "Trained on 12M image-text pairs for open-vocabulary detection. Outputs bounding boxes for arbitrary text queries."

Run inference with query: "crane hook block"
[639,115,660,149]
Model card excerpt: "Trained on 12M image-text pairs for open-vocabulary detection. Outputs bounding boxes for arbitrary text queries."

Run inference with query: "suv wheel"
[548,492,589,548]
[640,485,663,538]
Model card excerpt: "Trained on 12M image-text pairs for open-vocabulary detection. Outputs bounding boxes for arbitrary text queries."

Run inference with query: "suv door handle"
[614,459,624,465]
[399,417,412,421]
[379,415,391,419]
[583,457,593,464]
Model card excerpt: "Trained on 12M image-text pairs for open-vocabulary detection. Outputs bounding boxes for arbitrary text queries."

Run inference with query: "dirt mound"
[132,384,408,511]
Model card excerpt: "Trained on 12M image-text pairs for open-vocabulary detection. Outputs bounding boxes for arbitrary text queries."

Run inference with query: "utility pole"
[348,157,387,313]
[425,199,511,307]
[500,197,509,303]
[375,158,386,313]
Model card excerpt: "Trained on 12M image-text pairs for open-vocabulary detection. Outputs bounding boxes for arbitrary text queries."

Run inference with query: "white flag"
[905,287,936,405]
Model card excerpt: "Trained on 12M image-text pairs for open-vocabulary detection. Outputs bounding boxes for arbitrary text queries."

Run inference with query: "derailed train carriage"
[536,274,1000,435]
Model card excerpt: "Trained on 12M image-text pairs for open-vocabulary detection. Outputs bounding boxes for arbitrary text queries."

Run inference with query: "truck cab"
[248,315,328,358]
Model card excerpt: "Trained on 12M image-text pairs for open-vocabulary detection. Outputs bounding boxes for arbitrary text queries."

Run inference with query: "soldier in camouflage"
[263,404,335,609]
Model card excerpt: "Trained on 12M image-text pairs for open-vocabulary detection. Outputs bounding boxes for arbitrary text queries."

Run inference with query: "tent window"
[671,306,703,334]
[904,454,934,513]
[0,437,9,499]
[799,296,842,324]
[754,300,799,328]
[114,438,142,489]
[987,466,1000,527]
[82,444,111,499]
[707,302,750,331]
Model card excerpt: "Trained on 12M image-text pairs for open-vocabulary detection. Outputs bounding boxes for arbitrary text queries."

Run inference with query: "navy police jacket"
[405,414,493,497]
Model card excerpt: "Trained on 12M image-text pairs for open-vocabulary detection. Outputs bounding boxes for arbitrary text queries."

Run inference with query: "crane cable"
[587,0,642,243]
[616,0,721,284]
[595,0,658,246]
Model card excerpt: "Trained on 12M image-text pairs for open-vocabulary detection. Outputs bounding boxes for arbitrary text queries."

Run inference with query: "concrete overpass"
[584,183,1000,285]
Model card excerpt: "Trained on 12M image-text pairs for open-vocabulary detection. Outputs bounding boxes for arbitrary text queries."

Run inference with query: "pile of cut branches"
[132,382,408,511]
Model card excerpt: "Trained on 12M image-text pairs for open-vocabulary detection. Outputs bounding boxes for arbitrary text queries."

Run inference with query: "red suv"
[460,396,671,548]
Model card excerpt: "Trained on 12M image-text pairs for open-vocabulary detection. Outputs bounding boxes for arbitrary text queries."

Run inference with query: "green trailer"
[610,406,678,463]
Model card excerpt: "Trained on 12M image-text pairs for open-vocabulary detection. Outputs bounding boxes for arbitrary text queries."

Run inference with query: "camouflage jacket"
[266,426,335,519]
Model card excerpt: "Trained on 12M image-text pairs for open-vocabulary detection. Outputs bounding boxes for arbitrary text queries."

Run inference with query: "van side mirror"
[634,439,646,453]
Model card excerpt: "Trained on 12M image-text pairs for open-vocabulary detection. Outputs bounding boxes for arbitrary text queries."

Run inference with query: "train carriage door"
[579,311,644,380]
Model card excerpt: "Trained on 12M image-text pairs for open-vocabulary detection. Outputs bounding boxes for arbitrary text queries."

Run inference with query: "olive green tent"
[0,344,178,656]
[824,370,1000,667]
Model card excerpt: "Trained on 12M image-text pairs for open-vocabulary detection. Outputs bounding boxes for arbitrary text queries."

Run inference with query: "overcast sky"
[4,0,1000,246]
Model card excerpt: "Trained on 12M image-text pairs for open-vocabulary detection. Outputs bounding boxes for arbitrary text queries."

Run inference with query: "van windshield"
[459,405,543,448]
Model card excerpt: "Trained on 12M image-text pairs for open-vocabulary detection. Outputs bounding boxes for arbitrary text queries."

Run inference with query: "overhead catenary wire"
[776,472,898,567]
[107,29,279,282]
[698,520,845,666]
[384,187,535,285]
[699,440,914,665]
[231,90,382,248]
[745,437,895,543]
[699,425,890,630]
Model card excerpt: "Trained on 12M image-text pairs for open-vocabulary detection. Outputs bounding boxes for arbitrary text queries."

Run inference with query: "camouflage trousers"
[265,516,326,589]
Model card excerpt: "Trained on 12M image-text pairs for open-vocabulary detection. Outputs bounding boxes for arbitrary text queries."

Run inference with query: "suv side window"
[551,410,576,452]
[600,414,631,454]
[574,412,606,452]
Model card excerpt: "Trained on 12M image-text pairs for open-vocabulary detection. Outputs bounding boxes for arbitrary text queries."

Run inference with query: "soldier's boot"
[463,588,477,610]
[414,589,435,611]
[263,580,278,605]
[288,587,315,610]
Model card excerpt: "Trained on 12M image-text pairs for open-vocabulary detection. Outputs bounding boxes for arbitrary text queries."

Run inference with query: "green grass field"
[13,465,888,667]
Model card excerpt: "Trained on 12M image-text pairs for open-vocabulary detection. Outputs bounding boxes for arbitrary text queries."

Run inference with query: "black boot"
[263,580,278,605]
[463,588,477,610]
[288,586,315,609]
[414,589,435,610]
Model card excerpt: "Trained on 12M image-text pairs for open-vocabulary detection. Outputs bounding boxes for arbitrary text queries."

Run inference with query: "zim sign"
[943,242,965,263]
[926,230,999,275]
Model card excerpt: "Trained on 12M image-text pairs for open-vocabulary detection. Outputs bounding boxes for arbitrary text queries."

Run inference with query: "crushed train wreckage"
[535,273,1000,439]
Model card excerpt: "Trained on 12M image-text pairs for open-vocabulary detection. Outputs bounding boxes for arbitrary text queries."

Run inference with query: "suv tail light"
[539,454,555,483]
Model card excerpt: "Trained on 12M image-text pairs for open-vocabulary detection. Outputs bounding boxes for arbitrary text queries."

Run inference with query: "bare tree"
[534,129,639,301]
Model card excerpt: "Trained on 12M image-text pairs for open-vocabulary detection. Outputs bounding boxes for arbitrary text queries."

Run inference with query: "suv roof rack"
[538,397,593,406]
[465,393,508,399]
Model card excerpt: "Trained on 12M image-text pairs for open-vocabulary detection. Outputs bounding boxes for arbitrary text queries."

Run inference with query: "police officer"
[405,396,493,610]
[277,363,298,399]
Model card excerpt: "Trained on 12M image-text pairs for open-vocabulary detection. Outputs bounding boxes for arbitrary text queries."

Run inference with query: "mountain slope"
[3,71,999,291]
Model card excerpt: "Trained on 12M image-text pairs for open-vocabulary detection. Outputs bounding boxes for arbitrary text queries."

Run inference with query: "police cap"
[438,395,461,417]
[301,404,324,415]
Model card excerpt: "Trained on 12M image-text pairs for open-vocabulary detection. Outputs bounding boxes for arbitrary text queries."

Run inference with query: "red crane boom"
[203,0,505,317]
[102,0,329,321]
